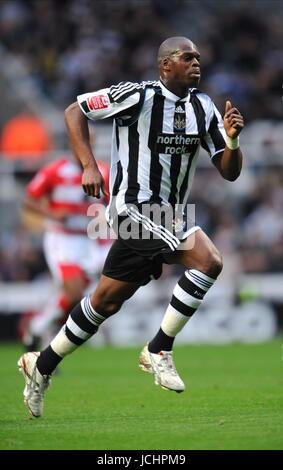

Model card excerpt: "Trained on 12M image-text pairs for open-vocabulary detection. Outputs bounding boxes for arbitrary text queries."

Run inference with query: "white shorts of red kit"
[43,231,111,284]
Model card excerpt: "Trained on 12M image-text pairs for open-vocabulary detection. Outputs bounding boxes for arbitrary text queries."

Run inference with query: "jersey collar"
[158,80,189,102]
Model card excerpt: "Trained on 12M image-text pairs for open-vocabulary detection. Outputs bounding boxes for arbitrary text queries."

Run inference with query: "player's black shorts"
[102,202,199,285]
[102,238,164,285]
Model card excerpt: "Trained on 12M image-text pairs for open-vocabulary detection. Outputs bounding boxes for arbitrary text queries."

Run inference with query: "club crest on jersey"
[87,94,109,111]
[174,114,186,131]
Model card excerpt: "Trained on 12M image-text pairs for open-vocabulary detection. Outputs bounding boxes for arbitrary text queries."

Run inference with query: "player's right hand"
[82,164,108,198]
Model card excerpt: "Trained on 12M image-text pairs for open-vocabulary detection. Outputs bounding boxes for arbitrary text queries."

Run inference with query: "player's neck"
[160,79,189,99]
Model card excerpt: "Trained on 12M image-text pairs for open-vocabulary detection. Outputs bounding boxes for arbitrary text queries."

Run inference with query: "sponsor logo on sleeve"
[87,95,110,111]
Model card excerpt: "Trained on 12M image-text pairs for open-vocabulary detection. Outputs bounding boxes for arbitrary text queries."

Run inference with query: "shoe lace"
[30,366,50,396]
[158,352,178,376]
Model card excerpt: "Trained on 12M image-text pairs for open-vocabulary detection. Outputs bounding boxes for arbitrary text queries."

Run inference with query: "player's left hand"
[224,100,244,138]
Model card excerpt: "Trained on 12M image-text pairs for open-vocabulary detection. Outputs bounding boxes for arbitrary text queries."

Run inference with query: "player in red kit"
[22,155,111,350]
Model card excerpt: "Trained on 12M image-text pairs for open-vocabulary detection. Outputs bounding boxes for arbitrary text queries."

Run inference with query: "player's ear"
[162,57,171,71]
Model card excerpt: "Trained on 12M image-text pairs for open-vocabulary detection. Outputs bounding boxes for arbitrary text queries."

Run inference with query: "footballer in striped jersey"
[18,37,244,417]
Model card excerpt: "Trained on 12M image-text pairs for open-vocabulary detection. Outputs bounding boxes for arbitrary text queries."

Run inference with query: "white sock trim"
[81,296,105,326]
[173,284,202,309]
[50,326,78,358]
[161,305,190,337]
[66,317,91,341]
[186,269,216,291]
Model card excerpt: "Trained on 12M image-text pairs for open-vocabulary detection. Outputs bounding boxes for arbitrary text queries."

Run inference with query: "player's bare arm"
[213,100,244,181]
[64,102,107,198]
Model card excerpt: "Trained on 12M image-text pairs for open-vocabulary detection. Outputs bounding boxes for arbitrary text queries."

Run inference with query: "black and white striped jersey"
[77,80,226,224]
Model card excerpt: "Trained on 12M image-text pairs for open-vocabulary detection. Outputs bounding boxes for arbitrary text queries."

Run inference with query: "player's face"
[169,46,201,87]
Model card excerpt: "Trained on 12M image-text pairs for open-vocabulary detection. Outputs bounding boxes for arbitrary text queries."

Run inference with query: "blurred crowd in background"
[0,0,282,337]
[0,0,282,119]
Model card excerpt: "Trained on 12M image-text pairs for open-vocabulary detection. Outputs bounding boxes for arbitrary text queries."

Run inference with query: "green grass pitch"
[0,340,282,450]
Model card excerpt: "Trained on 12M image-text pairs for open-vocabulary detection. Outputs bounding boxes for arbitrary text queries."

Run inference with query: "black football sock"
[36,345,62,376]
[148,328,175,353]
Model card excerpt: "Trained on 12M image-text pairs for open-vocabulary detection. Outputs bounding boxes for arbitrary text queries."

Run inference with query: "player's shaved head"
[157,36,201,95]
[158,36,196,64]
